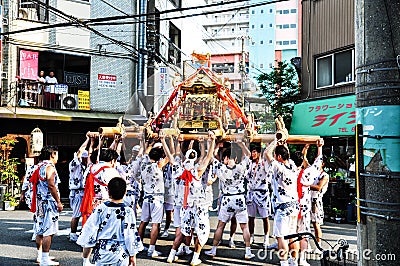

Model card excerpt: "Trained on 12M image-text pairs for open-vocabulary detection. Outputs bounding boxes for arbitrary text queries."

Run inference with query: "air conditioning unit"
[61,94,78,110]
[1,72,8,79]
[2,18,8,25]
[18,8,38,21]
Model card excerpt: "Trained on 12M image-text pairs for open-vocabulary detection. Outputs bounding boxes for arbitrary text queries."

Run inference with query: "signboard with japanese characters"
[78,90,90,110]
[54,84,68,94]
[19,50,39,80]
[290,95,356,136]
[97,74,117,89]
[159,67,169,95]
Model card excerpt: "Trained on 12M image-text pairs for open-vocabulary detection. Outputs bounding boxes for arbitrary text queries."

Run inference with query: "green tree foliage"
[256,61,300,129]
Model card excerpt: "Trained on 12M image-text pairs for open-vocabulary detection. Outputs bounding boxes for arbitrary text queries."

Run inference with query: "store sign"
[19,50,39,80]
[98,74,116,89]
[290,95,356,136]
[159,67,169,95]
[64,71,90,88]
[78,90,90,110]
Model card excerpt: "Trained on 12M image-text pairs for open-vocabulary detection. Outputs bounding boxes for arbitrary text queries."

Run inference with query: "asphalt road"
[0,209,357,266]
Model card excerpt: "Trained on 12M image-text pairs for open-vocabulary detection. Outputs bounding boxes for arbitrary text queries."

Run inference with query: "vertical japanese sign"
[78,90,90,110]
[19,50,39,80]
[97,74,117,89]
[290,95,356,136]
[159,67,169,95]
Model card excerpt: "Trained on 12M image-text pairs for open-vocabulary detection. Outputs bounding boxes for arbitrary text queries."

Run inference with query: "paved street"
[0,208,357,266]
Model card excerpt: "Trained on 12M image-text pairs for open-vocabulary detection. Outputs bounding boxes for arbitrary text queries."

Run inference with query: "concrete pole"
[355,0,400,265]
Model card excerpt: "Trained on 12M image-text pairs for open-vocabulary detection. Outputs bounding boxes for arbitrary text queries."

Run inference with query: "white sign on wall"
[98,74,117,89]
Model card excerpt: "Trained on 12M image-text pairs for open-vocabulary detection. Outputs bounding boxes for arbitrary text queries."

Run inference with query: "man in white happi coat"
[205,141,255,260]
[292,139,324,266]
[68,134,92,242]
[246,143,272,247]
[31,145,63,266]
[137,141,168,257]
[80,148,121,266]
[266,143,300,266]
[161,131,216,266]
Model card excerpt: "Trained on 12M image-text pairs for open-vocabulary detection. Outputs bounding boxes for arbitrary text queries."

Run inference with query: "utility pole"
[240,36,247,110]
[355,1,400,265]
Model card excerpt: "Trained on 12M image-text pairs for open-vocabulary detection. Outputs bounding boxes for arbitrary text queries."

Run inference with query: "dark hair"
[99,149,119,162]
[291,151,304,167]
[40,145,58,160]
[250,142,261,153]
[108,177,126,200]
[274,145,290,161]
[90,149,99,163]
[222,147,238,161]
[187,150,197,159]
[149,147,164,161]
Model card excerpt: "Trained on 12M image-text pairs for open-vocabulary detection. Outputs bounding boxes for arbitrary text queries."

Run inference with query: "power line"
[1,0,288,36]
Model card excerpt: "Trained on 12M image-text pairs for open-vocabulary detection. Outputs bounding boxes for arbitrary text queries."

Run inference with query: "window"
[316,49,354,88]
[276,10,282,14]
[19,0,49,22]
[269,23,273,27]
[290,40,296,44]
[260,24,264,28]
[260,64,264,68]
[260,40,264,45]
[290,24,297,28]
[252,10,255,14]
[283,24,289,29]
[261,9,264,14]
[276,25,282,29]
[252,41,255,46]
[269,40,272,44]
[252,25,255,29]
[291,9,297,13]
[283,41,289,45]
[283,10,289,14]
[270,9,273,13]
[276,41,282,45]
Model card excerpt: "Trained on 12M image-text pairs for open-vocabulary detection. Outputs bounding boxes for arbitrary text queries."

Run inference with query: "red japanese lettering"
[312,114,330,127]
[322,105,329,111]
[346,111,356,124]
[338,104,345,109]
[329,112,347,126]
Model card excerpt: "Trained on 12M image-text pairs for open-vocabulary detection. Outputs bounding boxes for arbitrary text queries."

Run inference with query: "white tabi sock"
[192,252,200,261]
[41,252,49,264]
[245,246,252,255]
[148,244,155,253]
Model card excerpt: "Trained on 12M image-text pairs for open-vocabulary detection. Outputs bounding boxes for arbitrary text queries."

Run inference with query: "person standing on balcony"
[44,71,58,108]
[36,70,46,107]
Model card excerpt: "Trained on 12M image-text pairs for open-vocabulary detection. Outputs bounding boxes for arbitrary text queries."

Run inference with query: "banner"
[20,50,39,80]
[290,95,356,136]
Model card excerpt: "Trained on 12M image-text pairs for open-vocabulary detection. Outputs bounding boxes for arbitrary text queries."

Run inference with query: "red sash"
[297,169,304,219]
[178,169,199,208]
[80,165,110,226]
[29,163,47,213]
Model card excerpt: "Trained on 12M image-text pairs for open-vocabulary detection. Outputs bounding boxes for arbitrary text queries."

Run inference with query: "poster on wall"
[78,90,90,110]
[19,50,39,80]
[97,74,116,89]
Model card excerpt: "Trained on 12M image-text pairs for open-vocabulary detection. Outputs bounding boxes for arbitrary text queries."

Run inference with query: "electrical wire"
[1,0,289,36]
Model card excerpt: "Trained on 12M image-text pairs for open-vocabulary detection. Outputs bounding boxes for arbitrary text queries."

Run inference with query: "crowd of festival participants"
[21,129,329,266]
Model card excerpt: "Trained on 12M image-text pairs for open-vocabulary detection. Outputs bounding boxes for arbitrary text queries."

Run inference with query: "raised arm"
[159,129,175,164]
[237,139,250,159]
[77,133,90,157]
[197,131,216,176]
[264,140,276,164]
[302,144,310,168]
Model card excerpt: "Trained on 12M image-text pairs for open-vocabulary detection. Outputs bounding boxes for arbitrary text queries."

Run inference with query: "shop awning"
[0,107,123,123]
[290,95,356,136]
